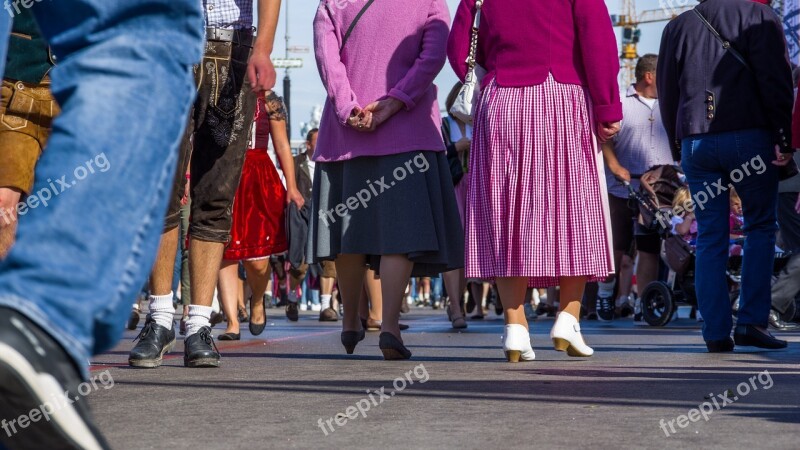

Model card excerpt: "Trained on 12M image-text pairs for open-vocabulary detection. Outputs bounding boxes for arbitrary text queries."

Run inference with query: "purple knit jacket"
[313,0,450,162]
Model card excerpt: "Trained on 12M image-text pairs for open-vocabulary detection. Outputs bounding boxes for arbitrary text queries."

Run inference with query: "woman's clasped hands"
[347,98,405,133]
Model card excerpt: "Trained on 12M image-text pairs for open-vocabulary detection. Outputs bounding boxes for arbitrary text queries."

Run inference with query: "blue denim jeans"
[681,129,779,341]
[0,1,204,379]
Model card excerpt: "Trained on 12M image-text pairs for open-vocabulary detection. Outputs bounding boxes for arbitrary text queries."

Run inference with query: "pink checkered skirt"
[465,75,615,287]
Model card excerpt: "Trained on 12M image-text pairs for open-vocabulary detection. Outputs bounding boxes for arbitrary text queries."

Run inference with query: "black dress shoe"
[379,332,412,360]
[0,307,112,449]
[341,329,366,354]
[218,332,240,341]
[184,326,220,368]
[734,324,788,349]
[129,315,176,368]
[768,309,800,331]
[706,337,734,353]
[285,302,299,322]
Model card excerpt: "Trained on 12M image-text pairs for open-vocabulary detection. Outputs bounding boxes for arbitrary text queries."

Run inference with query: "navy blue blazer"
[657,0,794,159]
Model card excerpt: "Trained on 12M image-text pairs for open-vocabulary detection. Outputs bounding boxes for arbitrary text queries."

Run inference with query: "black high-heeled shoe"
[341,329,366,354]
[249,296,267,336]
[379,332,412,360]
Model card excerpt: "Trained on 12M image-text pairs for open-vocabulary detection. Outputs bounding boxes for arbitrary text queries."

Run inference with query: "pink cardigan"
[313,0,450,162]
[447,0,623,123]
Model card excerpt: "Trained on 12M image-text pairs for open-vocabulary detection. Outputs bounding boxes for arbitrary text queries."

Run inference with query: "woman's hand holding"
[286,187,306,209]
[363,98,405,131]
[347,107,374,132]
[597,121,621,144]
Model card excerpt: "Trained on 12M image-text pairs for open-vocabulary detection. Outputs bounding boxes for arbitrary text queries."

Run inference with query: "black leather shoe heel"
[705,337,734,353]
[379,332,412,360]
[341,329,366,354]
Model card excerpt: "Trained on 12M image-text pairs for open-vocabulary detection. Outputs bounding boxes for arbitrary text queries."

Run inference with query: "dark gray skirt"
[309,150,464,277]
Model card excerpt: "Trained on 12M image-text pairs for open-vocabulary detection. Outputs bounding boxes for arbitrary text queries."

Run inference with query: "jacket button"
[707,95,713,102]
[707,105,714,111]
[707,113,714,119]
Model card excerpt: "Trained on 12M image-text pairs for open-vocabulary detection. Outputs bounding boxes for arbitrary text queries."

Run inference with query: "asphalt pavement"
[86,306,800,450]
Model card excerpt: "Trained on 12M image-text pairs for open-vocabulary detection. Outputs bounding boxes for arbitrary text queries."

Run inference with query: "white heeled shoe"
[502,324,536,362]
[550,312,593,357]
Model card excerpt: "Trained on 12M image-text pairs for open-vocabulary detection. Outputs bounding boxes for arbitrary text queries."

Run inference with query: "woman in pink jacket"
[312,0,463,360]
[448,0,622,361]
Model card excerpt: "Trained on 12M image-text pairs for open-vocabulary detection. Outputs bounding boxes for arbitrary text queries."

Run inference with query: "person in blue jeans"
[0,2,205,448]
[658,0,797,352]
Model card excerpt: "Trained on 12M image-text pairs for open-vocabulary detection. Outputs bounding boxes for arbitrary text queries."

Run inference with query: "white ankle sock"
[185,305,213,337]
[321,295,331,310]
[149,293,175,329]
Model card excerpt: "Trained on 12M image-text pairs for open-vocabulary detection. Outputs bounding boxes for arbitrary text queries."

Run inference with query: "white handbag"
[449,0,486,125]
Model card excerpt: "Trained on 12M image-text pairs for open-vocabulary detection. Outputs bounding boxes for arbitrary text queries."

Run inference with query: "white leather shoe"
[502,324,536,362]
[550,312,593,357]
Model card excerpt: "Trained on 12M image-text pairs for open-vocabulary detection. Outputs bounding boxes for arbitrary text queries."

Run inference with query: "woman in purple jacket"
[449,0,622,361]
[312,0,463,360]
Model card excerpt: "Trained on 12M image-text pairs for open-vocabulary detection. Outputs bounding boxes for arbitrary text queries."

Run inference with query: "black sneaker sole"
[0,344,105,450]
[183,357,220,368]
[128,338,176,369]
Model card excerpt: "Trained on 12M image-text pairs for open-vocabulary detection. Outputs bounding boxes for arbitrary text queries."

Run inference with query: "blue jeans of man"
[681,129,779,341]
[0,1,204,379]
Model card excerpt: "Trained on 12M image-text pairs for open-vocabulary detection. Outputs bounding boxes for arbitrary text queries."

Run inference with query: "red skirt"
[224,149,288,260]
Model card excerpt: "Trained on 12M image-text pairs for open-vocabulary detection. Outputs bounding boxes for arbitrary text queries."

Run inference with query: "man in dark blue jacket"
[658,0,797,352]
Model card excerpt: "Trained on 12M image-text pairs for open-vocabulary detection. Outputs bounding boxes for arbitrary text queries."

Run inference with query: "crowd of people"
[1,0,800,447]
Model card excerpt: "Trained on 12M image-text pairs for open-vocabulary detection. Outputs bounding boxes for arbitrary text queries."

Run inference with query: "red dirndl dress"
[223,94,288,260]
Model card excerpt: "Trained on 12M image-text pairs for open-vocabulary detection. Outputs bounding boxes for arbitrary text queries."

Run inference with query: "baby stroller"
[625,165,793,326]
[622,165,696,326]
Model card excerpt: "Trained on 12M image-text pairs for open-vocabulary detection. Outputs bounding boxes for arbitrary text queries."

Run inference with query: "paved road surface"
[87,308,800,449]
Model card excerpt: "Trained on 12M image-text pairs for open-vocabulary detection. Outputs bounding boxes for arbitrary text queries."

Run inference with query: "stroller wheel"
[641,281,675,327]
